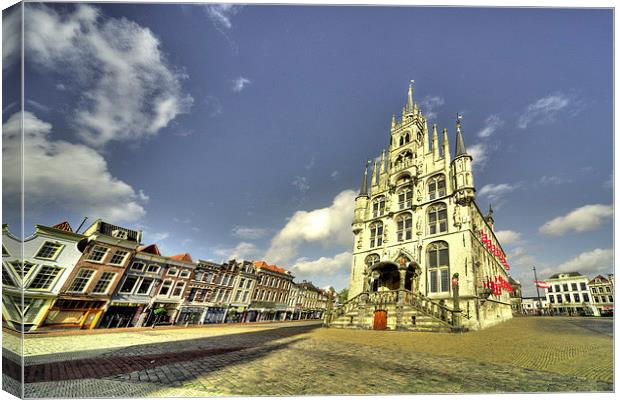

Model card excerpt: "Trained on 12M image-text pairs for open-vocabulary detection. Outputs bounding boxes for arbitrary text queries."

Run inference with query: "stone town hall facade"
[329,82,513,331]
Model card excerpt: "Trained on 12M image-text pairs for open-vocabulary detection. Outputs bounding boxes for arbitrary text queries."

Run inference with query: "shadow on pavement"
[3,323,320,391]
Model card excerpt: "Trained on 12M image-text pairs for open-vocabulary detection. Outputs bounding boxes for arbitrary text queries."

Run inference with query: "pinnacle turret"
[358,161,370,197]
[454,113,468,157]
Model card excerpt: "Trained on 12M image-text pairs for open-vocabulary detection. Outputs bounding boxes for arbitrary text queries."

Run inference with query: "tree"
[338,288,349,304]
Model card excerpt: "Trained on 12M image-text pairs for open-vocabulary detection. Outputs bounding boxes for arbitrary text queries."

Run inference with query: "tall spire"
[406,80,415,112]
[432,124,439,159]
[379,150,386,174]
[455,113,467,157]
[391,114,396,129]
[371,159,378,186]
[442,128,450,161]
[358,161,370,197]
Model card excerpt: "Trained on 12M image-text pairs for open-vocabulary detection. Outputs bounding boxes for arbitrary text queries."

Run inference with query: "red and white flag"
[535,281,550,289]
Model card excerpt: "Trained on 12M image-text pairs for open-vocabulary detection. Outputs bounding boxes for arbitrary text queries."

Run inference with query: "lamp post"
[532,266,542,316]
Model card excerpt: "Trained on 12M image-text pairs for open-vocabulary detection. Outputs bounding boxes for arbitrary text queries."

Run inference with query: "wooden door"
[373,310,387,330]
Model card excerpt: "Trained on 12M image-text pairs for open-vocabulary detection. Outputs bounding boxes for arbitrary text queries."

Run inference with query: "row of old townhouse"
[1,219,334,332]
[507,272,614,317]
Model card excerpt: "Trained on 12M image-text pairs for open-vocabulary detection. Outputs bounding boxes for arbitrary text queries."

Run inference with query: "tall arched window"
[398,186,413,210]
[396,213,413,242]
[369,222,383,248]
[428,174,446,200]
[428,203,448,234]
[427,241,449,293]
[405,132,410,143]
[372,196,386,218]
[365,253,380,267]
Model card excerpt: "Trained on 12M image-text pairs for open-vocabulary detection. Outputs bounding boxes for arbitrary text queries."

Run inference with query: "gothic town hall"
[328,82,513,331]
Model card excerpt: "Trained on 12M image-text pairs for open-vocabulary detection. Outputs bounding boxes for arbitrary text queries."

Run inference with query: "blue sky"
[2,4,613,295]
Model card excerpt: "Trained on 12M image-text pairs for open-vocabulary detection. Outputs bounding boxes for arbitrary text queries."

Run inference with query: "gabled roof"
[253,260,287,275]
[52,221,73,232]
[588,275,609,284]
[139,244,162,256]
[170,253,193,263]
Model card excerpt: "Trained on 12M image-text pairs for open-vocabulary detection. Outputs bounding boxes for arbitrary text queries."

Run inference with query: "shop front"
[204,306,227,324]
[143,302,180,326]
[43,298,107,329]
[176,306,205,325]
[98,302,146,328]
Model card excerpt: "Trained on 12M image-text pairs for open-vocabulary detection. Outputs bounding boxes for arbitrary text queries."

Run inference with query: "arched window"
[372,196,386,218]
[428,174,446,200]
[365,253,380,267]
[405,133,410,143]
[428,203,447,234]
[398,186,413,210]
[396,213,413,242]
[400,150,414,166]
[399,137,404,146]
[369,222,383,248]
[427,242,449,293]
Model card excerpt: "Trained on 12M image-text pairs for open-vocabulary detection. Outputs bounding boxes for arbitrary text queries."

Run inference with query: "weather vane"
[456,113,463,124]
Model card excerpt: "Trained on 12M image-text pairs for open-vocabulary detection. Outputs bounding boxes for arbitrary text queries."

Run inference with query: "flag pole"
[533,266,542,316]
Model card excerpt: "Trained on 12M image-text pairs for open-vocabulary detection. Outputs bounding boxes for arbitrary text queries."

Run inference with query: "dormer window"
[111,229,128,239]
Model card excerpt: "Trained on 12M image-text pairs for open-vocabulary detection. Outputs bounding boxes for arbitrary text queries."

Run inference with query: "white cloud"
[539,204,613,236]
[478,183,517,203]
[540,175,572,185]
[204,95,223,117]
[205,4,243,30]
[214,242,260,261]
[2,112,147,222]
[231,77,251,92]
[517,93,571,129]
[265,189,356,263]
[291,252,352,276]
[495,230,522,246]
[231,226,269,240]
[419,95,445,120]
[147,232,170,243]
[330,171,340,180]
[477,114,504,138]
[2,7,20,73]
[25,5,192,147]
[292,176,310,195]
[468,142,488,167]
[543,248,613,277]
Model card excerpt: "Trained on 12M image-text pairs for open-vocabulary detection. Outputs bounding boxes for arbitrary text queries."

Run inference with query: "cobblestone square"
[2,317,613,397]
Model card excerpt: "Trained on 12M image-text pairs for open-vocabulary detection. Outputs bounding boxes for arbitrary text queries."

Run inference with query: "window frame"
[66,268,97,293]
[427,203,448,235]
[369,221,383,248]
[396,213,413,242]
[428,174,446,201]
[86,245,109,263]
[130,262,146,272]
[397,186,413,210]
[108,250,129,266]
[34,241,65,261]
[91,272,117,294]
[427,241,450,294]
[27,265,64,291]
[118,275,139,294]
[135,278,154,295]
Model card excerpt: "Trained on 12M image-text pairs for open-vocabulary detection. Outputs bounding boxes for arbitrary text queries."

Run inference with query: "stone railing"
[403,290,457,326]
[331,289,459,327]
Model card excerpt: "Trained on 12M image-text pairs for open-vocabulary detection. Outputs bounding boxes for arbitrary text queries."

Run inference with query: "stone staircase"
[327,290,464,333]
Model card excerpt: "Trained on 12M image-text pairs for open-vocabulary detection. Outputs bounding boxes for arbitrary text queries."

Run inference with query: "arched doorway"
[369,262,400,292]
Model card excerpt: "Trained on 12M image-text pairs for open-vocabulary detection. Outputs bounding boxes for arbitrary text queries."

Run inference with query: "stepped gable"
[138,244,162,256]
[51,221,73,232]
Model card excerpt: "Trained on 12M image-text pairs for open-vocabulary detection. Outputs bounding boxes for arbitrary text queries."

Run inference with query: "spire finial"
[371,159,378,186]
[406,80,415,112]
[454,113,467,157]
[358,160,370,197]
[380,150,386,174]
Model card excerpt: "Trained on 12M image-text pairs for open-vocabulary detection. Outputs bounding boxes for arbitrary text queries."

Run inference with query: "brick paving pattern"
[1,317,613,397]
